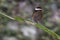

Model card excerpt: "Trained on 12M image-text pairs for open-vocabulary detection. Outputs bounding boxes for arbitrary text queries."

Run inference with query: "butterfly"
[32,7,43,23]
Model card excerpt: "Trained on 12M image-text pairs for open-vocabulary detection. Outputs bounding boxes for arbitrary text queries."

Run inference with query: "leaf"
[0,12,60,40]
[14,16,25,22]
[35,23,60,40]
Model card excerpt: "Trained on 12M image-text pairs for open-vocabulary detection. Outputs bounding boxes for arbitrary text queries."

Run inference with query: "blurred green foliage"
[0,0,60,40]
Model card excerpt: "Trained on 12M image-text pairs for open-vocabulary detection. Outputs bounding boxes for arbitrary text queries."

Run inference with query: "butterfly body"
[32,7,43,23]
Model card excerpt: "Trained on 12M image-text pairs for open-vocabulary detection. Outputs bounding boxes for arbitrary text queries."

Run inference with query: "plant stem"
[0,12,60,40]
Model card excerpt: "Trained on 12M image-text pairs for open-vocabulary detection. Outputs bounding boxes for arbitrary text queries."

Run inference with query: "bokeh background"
[0,0,60,40]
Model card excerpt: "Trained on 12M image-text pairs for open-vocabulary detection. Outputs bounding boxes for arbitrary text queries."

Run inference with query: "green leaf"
[14,16,24,22]
[0,12,60,40]
[35,23,60,40]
